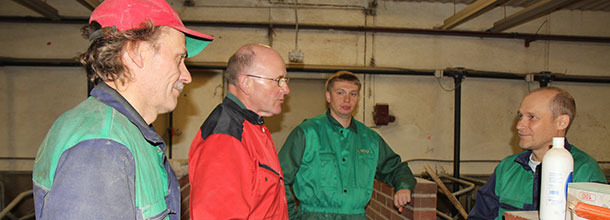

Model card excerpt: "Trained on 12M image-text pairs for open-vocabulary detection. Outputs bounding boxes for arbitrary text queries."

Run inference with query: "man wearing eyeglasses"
[279,71,416,219]
[188,43,290,219]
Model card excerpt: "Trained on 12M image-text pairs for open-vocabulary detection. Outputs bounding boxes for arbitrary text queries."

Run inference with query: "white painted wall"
[0,67,87,170]
[1,0,609,176]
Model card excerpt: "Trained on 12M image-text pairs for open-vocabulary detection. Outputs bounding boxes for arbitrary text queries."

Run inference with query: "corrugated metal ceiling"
[398,0,610,12]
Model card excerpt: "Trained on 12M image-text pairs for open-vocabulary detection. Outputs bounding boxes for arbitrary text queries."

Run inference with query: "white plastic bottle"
[540,137,574,220]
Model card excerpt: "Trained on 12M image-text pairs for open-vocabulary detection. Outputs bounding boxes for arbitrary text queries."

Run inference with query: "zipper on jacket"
[258,162,283,180]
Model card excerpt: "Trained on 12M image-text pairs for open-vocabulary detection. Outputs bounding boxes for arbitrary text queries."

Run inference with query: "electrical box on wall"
[373,103,395,126]
[289,49,304,63]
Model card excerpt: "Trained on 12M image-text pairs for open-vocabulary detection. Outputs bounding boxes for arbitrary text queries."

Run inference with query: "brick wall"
[179,176,437,220]
[366,178,437,220]
[179,175,191,220]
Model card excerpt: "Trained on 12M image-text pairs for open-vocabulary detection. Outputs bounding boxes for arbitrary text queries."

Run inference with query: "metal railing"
[422,171,478,220]
[0,190,33,220]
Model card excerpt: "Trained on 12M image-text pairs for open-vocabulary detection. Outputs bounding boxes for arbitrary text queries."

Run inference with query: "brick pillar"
[366,178,437,220]
[179,175,191,220]
[181,175,437,220]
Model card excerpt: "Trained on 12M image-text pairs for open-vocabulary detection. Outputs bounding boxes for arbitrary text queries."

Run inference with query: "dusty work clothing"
[189,93,288,219]
[33,83,180,220]
[279,111,416,219]
[468,139,607,220]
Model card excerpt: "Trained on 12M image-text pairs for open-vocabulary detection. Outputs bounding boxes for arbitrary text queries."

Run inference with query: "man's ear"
[125,41,145,69]
[325,91,331,103]
[238,74,252,95]
[556,114,570,131]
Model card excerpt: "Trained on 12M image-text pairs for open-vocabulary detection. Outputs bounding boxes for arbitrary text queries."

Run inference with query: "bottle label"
[545,171,573,204]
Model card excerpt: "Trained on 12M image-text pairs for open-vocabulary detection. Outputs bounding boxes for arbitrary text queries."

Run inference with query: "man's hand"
[393,189,412,213]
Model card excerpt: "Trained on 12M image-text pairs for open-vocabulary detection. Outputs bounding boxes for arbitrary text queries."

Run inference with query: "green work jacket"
[279,111,416,219]
[33,95,172,220]
[469,141,607,220]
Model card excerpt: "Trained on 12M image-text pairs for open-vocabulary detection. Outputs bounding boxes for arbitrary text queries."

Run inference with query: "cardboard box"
[567,182,610,220]
[504,211,539,220]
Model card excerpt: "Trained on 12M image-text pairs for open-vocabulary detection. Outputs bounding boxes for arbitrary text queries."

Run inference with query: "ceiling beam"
[580,0,610,10]
[11,0,60,21]
[75,0,101,11]
[3,15,610,46]
[565,0,601,10]
[436,0,509,30]
[488,0,580,32]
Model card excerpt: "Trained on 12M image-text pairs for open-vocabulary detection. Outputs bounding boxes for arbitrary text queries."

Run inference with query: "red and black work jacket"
[189,94,288,220]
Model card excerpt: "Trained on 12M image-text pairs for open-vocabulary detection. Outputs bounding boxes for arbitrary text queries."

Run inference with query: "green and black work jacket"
[33,83,179,220]
[468,139,607,220]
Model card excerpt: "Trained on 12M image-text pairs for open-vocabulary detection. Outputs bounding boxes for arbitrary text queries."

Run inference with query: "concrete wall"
[1,0,609,175]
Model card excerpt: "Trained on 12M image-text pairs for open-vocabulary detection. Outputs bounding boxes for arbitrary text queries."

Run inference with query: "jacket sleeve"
[575,158,608,184]
[374,137,416,192]
[278,127,306,220]
[468,171,499,220]
[40,139,137,220]
[189,133,256,220]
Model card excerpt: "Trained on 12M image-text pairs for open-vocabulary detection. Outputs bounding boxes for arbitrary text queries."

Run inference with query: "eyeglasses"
[245,74,290,87]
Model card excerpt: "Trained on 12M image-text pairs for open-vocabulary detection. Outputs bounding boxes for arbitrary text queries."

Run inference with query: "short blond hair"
[325,71,361,92]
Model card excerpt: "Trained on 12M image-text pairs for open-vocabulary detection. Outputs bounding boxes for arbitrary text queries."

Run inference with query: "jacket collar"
[226,91,246,109]
[90,82,165,146]
[514,138,572,169]
[325,109,358,133]
[224,93,264,125]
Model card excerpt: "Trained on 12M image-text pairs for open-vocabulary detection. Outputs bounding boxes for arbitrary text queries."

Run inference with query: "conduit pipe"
[168,112,173,159]
[453,69,464,186]
[2,16,610,46]
[3,58,610,168]
[0,157,35,160]
[6,57,608,84]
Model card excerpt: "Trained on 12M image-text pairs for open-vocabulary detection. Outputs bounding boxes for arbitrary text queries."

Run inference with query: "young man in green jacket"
[279,71,417,219]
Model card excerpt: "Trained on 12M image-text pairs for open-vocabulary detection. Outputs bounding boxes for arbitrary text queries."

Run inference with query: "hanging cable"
[267,7,274,47]
[294,0,299,50]
[288,0,304,63]
[437,76,465,92]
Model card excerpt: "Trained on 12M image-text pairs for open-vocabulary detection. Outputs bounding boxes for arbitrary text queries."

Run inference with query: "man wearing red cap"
[32,0,213,219]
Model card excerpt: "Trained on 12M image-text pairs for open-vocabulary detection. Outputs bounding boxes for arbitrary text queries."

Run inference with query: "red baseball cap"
[90,0,213,58]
